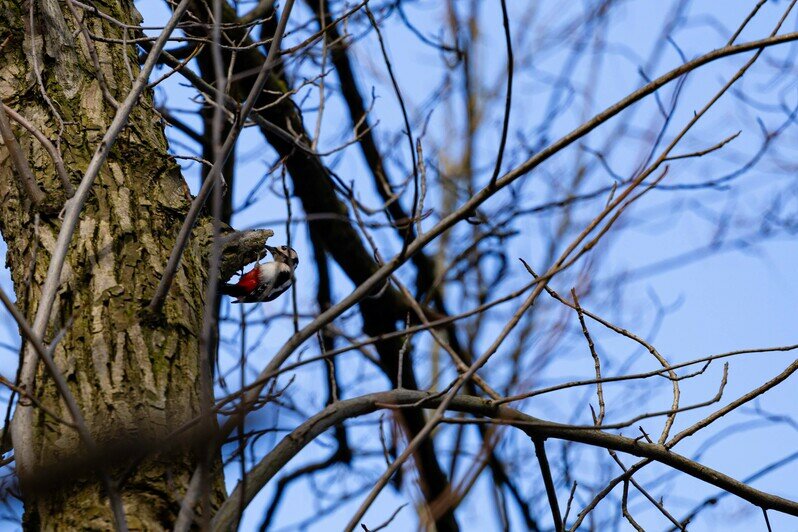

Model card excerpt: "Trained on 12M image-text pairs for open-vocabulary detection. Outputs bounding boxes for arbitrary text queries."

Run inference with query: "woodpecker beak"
[265,245,278,256]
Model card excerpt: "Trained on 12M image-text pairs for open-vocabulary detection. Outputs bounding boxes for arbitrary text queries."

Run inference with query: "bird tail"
[220,283,246,300]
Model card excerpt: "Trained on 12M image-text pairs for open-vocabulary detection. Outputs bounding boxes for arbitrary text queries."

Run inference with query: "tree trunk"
[0,1,226,528]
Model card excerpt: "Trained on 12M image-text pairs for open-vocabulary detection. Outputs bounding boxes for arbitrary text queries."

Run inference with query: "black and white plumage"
[220,245,299,303]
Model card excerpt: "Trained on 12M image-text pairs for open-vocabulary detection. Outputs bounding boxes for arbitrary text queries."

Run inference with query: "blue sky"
[1,0,798,530]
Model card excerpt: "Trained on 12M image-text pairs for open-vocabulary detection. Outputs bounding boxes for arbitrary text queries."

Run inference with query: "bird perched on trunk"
[221,245,299,303]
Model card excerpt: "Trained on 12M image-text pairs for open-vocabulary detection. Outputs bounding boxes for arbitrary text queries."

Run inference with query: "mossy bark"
[0,1,223,529]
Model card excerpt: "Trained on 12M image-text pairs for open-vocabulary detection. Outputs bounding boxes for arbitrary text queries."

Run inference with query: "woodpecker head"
[266,245,299,268]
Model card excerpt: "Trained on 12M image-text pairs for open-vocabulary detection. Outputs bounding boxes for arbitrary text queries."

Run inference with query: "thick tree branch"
[211,389,798,530]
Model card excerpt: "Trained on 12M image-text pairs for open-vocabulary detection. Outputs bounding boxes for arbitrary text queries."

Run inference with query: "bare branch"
[211,390,798,531]
[0,104,45,206]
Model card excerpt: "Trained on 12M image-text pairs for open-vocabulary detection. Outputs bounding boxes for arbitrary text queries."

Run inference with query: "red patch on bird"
[237,268,260,292]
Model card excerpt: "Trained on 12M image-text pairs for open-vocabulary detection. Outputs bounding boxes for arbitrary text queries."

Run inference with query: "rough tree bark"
[0,1,266,528]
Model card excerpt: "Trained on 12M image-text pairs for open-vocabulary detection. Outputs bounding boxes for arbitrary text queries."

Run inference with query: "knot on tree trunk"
[209,226,275,281]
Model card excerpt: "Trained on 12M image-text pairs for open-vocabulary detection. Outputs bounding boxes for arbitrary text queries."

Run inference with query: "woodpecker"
[221,245,299,303]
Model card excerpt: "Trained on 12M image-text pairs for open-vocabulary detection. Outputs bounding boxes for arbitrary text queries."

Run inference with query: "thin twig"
[562,481,577,529]
[364,5,419,252]
[489,0,513,187]
[621,480,645,531]
[0,104,45,205]
[571,289,604,426]
[365,503,408,532]
[0,103,73,196]
[534,438,563,532]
